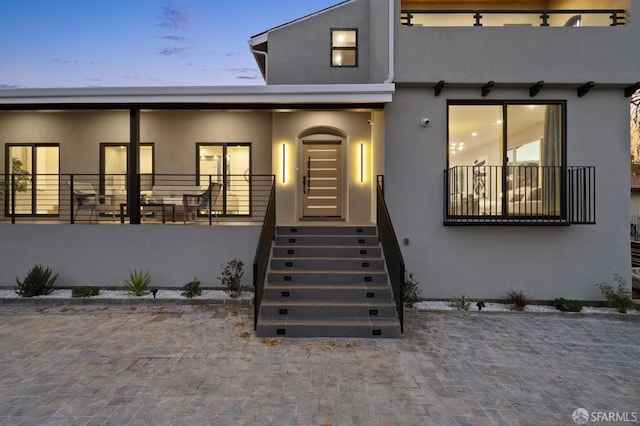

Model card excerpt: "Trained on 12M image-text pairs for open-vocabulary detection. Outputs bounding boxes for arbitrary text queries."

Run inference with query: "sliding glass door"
[197,143,251,215]
[100,143,154,205]
[5,144,59,216]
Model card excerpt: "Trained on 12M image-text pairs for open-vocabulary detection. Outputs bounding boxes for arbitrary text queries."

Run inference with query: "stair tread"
[261,300,396,307]
[258,317,399,326]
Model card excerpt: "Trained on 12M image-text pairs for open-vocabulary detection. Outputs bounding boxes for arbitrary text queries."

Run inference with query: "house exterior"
[1,0,638,303]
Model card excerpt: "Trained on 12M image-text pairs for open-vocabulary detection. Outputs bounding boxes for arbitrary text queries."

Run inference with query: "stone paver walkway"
[0,304,638,425]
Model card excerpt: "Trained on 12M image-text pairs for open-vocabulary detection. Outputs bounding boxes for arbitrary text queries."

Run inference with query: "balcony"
[443,165,595,225]
[401,8,627,27]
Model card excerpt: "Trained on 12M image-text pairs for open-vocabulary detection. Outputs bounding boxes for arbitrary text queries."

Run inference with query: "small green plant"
[72,286,100,298]
[124,269,151,296]
[507,290,531,311]
[597,274,635,313]
[450,294,471,310]
[553,297,582,312]
[219,259,244,298]
[181,278,202,299]
[16,265,58,297]
[403,272,421,308]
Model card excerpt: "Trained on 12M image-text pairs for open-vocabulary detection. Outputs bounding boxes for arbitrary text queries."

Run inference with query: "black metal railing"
[401,9,626,27]
[0,173,275,225]
[376,175,405,332]
[253,178,276,330]
[444,165,595,225]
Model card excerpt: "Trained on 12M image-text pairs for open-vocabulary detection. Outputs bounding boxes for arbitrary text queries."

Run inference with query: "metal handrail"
[253,177,276,330]
[376,175,405,333]
[401,8,626,27]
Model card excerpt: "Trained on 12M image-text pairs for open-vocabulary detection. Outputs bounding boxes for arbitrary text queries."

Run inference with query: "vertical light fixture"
[282,143,286,183]
[360,143,364,183]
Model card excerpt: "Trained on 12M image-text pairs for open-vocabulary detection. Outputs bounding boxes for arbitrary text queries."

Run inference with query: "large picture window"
[447,102,565,219]
[197,143,251,216]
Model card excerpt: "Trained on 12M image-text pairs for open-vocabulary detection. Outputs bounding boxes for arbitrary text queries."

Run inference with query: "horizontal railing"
[444,165,595,225]
[0,173,275,225]
[401,9,626,27]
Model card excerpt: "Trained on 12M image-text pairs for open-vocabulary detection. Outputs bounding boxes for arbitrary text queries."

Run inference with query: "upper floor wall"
[395,0,639,84]
[251,0,391,85]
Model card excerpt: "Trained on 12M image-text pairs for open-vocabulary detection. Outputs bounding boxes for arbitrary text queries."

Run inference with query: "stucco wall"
[267,0,373,85]
[395,5,640,84]
[0,225,260,289]
[384,86,631,300]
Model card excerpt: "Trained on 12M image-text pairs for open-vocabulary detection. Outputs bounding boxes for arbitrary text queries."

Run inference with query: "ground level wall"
[0,225,260,289]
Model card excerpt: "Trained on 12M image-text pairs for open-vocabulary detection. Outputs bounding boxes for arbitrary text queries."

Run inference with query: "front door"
[302,141,342,218]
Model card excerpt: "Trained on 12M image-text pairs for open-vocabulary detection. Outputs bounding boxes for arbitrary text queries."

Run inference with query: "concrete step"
[270,258,385,272]
[256,317,401,338]
[272,246,382,258]
[267,270,388,285]
[276,226,377,236]
[264,284,392,301]
[260,300,397,318]
[274,235,379,247]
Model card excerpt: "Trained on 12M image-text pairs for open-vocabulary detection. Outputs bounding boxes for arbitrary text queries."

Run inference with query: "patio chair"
[183,182,223,223]
[66,181,110,223]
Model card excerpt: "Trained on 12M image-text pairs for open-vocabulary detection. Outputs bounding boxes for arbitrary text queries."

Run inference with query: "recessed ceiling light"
[472,132,478,137]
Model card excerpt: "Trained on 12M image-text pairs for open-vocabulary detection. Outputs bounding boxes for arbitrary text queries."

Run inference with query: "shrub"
[219,259,244,298]
[124,269,151,296]
[16,265,58,297]
[72,286,100,298]
[597,274,635,314]
[450,294,471,310]
[507,290,531,311]
[553,297,582,312]
[181,278,202,299]
[403,272,421,308]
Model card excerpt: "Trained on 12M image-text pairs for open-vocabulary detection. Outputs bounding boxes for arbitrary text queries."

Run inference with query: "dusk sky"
[1,0,340,89]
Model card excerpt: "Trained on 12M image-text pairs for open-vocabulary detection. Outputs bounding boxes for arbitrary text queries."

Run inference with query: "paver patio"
[0,304,638,425]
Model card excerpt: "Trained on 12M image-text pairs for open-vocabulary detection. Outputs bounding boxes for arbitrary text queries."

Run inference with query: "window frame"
[446,100,568,222]
[330,28,358,68]
[196,142,252,217]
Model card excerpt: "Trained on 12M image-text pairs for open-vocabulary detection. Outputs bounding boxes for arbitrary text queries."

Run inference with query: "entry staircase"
[255,225,401,338]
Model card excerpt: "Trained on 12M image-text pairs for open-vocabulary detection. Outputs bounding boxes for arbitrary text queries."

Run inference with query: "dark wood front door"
[302,141,342,218]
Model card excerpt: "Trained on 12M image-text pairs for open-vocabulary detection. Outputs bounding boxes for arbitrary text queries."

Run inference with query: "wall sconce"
[360,143,364,183]
[282,143,286,183]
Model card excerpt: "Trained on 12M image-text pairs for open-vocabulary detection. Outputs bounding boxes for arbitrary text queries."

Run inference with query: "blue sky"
[0,0,340,88]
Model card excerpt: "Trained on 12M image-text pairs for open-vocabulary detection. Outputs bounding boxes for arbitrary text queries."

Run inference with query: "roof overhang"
[0,84,395,110]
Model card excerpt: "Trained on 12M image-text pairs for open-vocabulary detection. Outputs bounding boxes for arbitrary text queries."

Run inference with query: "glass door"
[100,143,154,207]
[6,144,59,216]
[197,143,251,215]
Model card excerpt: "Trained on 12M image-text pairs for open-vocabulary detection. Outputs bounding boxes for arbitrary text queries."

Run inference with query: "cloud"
[159,5,188,31]
[224,67,261,81]
[50,58,100,65]
[0,84,22,89]
[210,50,242,57]
[236,75,261,81]
[158,47,191,56]
[162,35,192,44]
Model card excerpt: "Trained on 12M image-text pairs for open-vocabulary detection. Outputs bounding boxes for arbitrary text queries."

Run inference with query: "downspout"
[384,0,395,84]
[250,44,269,84]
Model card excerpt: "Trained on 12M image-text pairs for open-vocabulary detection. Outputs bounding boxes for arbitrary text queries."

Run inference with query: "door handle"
[306,156,311,193]
[302,176,307,194]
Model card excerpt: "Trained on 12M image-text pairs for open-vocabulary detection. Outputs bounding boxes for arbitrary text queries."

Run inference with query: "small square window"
[331,29,357,67]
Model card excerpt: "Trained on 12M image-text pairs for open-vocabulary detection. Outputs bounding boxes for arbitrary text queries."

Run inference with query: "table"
[120,203,176,224]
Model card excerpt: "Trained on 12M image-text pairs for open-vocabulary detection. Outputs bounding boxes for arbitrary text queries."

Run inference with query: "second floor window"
[331,29,357,67]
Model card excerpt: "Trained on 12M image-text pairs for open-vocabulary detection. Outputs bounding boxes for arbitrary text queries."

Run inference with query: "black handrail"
[401,8,626,27]
[376,175,405,332]
[253,176,276,330]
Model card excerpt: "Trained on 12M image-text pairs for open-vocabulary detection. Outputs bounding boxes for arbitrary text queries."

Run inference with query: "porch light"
[360,143,364,183]
[282,143,286,183]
